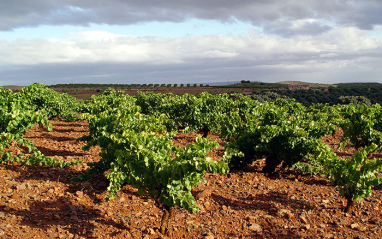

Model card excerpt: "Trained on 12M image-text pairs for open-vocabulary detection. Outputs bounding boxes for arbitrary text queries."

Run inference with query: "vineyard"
[1,84,382,238]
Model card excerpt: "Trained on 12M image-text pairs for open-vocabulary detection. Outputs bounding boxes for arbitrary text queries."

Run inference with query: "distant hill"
[1,85,24,90]
[277,81,333,88]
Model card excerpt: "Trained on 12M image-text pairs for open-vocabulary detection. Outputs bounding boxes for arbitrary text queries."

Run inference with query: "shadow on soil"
[51,128,88,133]
[40,133,80,141]
[230,163,332,187]
[3,164,142,238]
[210,190,308,238]
[275,169,332,187]
[6,164,106,202]
[7,163,142,206]
[36,146,90,157]
[211,190,314,215]
[52,122,87,128]
[1,197,128,238]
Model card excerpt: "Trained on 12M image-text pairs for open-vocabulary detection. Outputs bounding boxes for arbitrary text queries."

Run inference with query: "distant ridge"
[206,81,240,86]
[1,85,24,90]
[336,82,381,85]
[278,81,332,88]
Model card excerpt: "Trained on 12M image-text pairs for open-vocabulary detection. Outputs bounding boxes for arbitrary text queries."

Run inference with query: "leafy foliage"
[327,144,382,201]
[323,144,382,213]
[76,89,228,215]
[223,99,337,172]
[0,86,80,167]
[4,84,382,222]
[338,104,382,150]
[107,134,228,213]
[16,83,80,121]
[136,91,236,136]
[338,95,371,106]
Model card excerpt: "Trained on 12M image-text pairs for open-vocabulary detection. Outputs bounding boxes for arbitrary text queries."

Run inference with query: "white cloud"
[71,30,121,41]
[1,27,381,67]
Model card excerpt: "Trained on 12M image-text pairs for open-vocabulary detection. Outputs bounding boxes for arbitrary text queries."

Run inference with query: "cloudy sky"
[1,0,382,86]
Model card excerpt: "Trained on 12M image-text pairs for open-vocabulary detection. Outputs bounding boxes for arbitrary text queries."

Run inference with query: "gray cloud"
[2,54,380,86]
[1,34,381,86]
[1,1,382,86]
[1,0,382,35]
[264,19,332,37]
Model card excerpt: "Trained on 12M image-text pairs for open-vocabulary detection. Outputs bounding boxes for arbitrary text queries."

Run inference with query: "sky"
[1,1,382,86]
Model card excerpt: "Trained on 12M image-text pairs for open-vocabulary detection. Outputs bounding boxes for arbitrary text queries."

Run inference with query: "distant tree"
[338,96,371,106]
[187,84,191,87]
[173,84,178,87]
[328,86,336,94]
[251,91,286,102]
[180,84,184,87]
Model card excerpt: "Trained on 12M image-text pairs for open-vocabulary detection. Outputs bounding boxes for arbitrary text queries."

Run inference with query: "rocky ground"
[0,120,381,239]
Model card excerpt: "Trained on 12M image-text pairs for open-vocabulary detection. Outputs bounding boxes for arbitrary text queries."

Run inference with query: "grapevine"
[0,86,81,167]
[2,85,382,233]
[76,89,228,234]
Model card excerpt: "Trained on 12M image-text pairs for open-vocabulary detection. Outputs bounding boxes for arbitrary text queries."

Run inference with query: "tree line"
[253,83,382,106]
